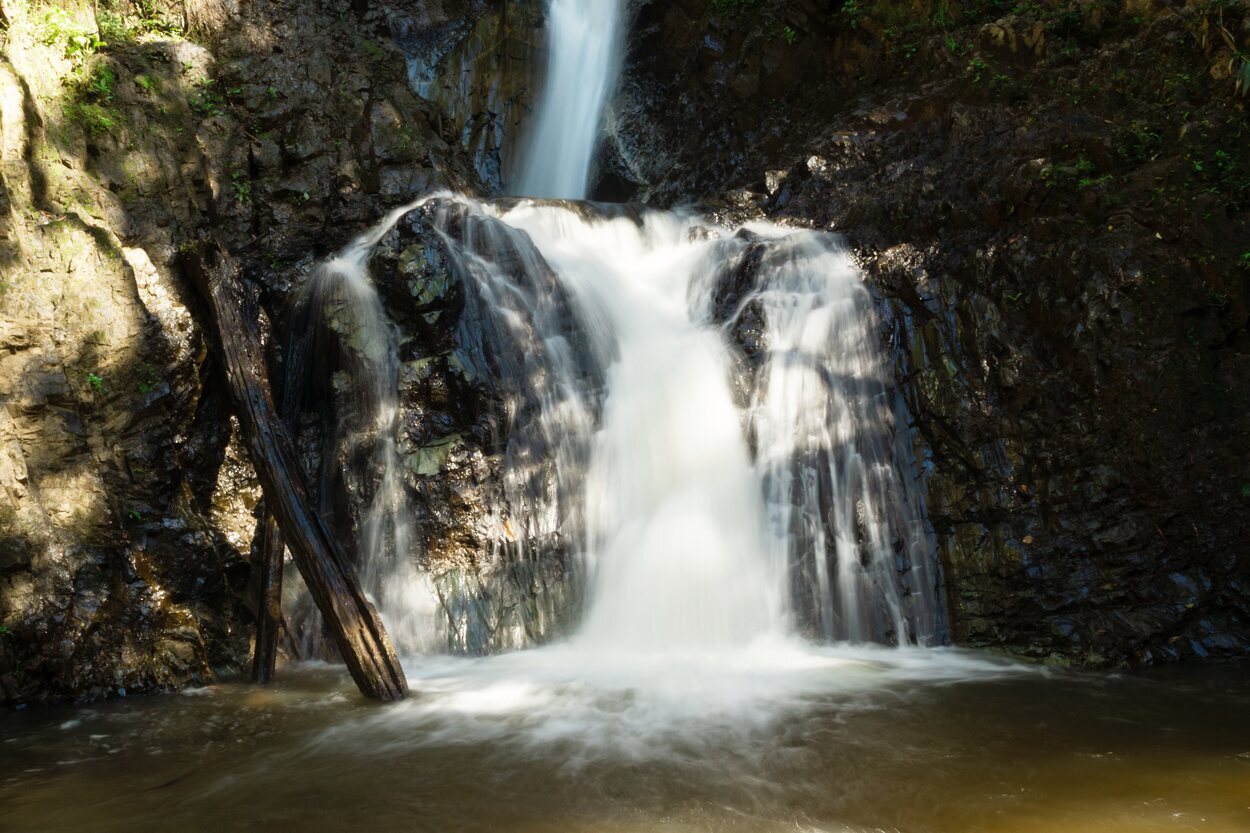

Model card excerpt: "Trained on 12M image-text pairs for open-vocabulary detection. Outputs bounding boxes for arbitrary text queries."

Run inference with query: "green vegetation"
[841,0,866,28]
[136,364,163,394]
[1215,20,1250,98]
[188,79,226,117]
[710,0,761,16]
[230,171,252,205]
[97,0,184,44]
[1186,142,1250,209]
[359,39,387,62]
[82,64,117,103]
[1116,123,1163,166]
[966,57,989,83]
[67,63,120,136]
[86,372,106,393]
[1039,156,1110,190]
[34,6,105,70]
[68,102,116,135]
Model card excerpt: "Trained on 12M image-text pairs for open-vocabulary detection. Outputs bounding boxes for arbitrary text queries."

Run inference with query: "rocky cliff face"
[3,0,1247,704]
[609,0,1250,665]
[0,0,485,704]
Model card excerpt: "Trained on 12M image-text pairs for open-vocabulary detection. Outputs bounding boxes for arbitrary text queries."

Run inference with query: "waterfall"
[282,203,438,657]
[513,0,625,199]
[430,200,941,649]
[744,232,942,644]
[282,0,943,659]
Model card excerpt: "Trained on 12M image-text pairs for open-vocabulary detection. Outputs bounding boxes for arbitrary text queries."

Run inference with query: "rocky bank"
[2,0,1248,704]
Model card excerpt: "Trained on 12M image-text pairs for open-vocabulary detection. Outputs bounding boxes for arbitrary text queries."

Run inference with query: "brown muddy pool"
[1,647,1247,833]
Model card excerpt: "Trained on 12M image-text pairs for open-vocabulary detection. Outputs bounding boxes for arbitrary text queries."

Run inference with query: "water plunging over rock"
[287,192,943,654]
[282,0,944,655]
[514,0,626,199]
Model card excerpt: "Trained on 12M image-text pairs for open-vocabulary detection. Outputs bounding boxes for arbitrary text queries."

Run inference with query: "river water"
[2,656,1247,832]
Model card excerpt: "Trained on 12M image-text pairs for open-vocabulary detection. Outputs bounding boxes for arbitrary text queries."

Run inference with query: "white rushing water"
[433,199,941,650]
[286,0,950,730]
[283,204,439,657]
[514,0,625,199]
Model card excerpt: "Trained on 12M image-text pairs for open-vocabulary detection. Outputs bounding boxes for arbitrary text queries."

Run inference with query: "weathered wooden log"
[185,243,408,701]
[249,513,284,685]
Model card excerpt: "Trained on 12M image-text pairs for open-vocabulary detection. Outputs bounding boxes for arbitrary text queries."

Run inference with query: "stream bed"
[3,649,1247,832]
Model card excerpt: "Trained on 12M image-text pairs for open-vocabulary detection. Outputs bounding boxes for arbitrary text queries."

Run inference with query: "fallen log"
[185,242,408,702]
[249,512,284,685]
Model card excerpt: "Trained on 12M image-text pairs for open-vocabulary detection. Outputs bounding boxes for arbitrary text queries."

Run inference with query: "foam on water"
[313,643,1032,765]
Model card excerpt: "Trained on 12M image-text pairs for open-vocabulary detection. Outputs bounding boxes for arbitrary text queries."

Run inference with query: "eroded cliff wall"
[610,0,1250,665]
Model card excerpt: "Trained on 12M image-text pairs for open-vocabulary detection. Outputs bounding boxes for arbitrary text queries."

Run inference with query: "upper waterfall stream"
[514,0,625,198]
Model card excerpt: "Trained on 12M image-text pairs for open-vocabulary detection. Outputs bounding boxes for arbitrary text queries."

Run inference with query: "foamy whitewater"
[286,0,1016,753]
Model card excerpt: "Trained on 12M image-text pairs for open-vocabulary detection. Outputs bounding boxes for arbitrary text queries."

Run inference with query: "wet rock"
[613,0,1250,667]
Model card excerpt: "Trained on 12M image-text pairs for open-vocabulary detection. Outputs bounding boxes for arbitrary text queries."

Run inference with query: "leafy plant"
[188,79,226,116]
[86,372,106,393]
[82,64,117,104]
[1216,21,1250,97]
[1116,122,1162,165]
[136,363,163,394]
[966,57,989,83]
[35,7,105,70]
[97,0,184,43]
[230,172,252,204]
[841,0,866,28]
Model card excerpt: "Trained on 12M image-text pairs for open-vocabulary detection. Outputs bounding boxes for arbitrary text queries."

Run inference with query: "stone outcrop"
[610,0,1250,665]
[0,0,483,704]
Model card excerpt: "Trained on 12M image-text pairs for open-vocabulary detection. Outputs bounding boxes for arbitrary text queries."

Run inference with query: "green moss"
[710,0,761,16]
[68,102,117,135]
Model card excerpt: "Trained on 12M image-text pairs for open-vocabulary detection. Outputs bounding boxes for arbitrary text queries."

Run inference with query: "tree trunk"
[249,513,284,685]
[185,243,408,702]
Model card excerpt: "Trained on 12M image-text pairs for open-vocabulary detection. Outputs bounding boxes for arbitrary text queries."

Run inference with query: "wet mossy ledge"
[2,0,1249,705]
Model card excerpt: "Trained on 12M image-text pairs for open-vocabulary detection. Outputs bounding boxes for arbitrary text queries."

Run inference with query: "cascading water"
[743,233,942,644]
[289,0,942,663]
[514,0,625,198]
[281,205,439,656]
[426,199,941,651]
